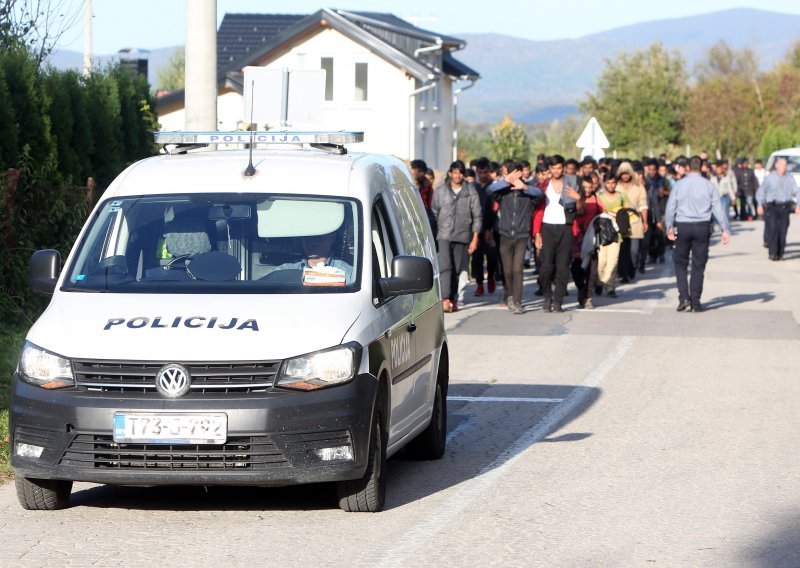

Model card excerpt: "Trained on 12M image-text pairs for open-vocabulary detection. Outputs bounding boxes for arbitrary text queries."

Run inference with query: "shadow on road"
[702,292,775,310]
[386,382,599,510]
[742,511,800,567]
[68,382,600,512]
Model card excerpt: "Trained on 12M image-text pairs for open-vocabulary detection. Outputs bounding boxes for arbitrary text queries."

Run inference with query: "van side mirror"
[379,256,433,297]
[30,249,61,294]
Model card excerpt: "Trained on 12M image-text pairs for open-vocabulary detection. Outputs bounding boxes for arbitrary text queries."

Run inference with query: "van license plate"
[113,413,227,444]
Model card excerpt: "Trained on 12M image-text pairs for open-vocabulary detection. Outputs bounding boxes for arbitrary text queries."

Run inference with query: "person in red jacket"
[533,155,584,312]
[571,176,605,309]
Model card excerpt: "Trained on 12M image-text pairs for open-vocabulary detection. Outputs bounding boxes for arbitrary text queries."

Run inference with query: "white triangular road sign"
[576,117,609,160]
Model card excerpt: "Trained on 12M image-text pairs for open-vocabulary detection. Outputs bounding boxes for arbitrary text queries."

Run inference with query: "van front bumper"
[10,372,377,486]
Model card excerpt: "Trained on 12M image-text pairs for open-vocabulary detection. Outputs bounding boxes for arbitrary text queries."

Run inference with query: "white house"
[156,8,479,171]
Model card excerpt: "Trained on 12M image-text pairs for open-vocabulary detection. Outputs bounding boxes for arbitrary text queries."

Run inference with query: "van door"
[383,176,440,431]
[371,199,416,445]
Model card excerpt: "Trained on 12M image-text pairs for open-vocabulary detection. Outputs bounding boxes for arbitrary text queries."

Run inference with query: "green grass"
[0,326,28,479]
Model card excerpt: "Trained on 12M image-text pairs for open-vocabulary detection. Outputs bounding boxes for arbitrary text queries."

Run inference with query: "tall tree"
[684,41,770,157]
[0,0,82,66]
[84,70,123,187]
[156,47,185,91]
[580,43,688,154]
[0,71,18,169]
[0,45,54,168]
[44,68,92,183]
[112,65,158,165]
[489,116,529,162]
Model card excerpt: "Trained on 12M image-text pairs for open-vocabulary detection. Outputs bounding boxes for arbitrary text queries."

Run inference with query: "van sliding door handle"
[407,323,417,333]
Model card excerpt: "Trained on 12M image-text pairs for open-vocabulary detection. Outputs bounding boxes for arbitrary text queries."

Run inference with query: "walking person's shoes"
[534,287,544,296]
[607,290,618,298]
[677,300,691,312]
[474,283,484,297]
[513,302,524,315]
[507,297,517,312]
[487,275,496,294]
[443,299,454,313]
[584,298,594,309]
[553,303,564,313]
[690,304,704,313]
[543,298,553,312]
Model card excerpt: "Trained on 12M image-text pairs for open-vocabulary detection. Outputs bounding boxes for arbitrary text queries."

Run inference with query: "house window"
[355,62,368,102]
[419,87,428,111]
[432,81,440,111]
[321,57,334,101]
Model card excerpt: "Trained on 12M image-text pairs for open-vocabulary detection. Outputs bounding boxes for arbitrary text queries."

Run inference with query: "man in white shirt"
[533,155,584,312]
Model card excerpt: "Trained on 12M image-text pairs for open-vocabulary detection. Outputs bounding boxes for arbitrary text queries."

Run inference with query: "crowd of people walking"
[411,152,800,314]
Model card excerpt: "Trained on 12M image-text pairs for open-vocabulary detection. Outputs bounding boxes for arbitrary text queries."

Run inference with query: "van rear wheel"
[337,406,387,512]
[15,477,72,510]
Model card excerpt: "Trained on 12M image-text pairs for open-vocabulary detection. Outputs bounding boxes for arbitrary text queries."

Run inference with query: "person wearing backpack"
[616,161,649,283]
[596,174,631,298]
[571,176,605,309]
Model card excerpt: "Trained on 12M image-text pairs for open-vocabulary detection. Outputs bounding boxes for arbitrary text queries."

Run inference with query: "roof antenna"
[244,80,256,177]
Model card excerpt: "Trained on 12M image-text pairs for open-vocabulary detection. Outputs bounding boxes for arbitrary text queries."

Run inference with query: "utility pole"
[185,0,217,131]
[82,0,92,76]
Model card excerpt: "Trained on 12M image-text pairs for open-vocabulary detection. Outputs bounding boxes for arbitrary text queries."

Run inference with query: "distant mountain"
[45,8,800,124]
[455,8,800,123]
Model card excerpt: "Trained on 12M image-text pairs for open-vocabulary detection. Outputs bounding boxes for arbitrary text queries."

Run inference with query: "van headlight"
[18,342,75,389]
[276,343,360,391]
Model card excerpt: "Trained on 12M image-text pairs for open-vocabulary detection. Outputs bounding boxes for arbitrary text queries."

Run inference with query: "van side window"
[372,200,398,302]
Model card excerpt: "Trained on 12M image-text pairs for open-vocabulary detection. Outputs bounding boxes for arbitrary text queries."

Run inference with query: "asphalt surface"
[2,218,799,567]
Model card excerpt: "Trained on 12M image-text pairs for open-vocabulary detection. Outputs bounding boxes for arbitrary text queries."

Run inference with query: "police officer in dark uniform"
[756,157,800,261]
[664,156,730,313]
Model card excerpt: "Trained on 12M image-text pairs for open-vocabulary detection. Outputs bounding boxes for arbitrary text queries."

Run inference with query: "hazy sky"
[52,0,800,54]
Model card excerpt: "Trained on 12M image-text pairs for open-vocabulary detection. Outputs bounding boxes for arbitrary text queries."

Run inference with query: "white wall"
[412,76,454,172]
[156,27,459,171]
[257,28,413,162]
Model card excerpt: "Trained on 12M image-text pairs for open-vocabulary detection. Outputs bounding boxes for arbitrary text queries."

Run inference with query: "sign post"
[576,117,610,160]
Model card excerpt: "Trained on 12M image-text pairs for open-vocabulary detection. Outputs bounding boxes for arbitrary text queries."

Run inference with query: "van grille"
[59,434,289,470]
[72,360,281,394]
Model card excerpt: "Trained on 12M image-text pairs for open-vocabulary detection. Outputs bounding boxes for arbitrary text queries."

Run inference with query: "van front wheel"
[15,477,72,510]
[337,407,387,512]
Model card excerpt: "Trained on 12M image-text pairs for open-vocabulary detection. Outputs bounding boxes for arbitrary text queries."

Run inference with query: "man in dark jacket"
[734,157,758,220]
[411,159,436,234]
[488,160,543,314]
[470,157,498,297]
[432,162,483,313]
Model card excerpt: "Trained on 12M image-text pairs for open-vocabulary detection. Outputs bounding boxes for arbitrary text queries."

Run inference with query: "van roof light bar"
[154,131,364,146]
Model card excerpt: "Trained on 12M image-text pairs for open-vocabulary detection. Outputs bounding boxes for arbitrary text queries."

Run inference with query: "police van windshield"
[63,194,361,294]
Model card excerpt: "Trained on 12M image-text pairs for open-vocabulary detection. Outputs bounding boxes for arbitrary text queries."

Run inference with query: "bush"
[0,48,158,325]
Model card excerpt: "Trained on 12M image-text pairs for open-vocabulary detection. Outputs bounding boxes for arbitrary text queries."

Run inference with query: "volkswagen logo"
[156,364,191,398]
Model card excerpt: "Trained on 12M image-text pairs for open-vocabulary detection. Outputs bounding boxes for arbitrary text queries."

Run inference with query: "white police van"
[11,131,448,512]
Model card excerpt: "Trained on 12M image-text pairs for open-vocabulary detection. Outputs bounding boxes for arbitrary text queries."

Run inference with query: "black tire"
[406,379,447,460]
[15,477,72,510]
[338,407,387,512]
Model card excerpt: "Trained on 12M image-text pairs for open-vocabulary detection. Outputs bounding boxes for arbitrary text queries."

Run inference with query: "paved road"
[2,219,799,567]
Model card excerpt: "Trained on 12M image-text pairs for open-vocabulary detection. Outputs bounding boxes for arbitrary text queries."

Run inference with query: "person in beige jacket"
[615,161,648,283]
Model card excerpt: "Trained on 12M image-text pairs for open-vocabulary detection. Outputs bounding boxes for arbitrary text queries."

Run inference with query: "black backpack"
[615,208,636,237]
[595,217,619,247]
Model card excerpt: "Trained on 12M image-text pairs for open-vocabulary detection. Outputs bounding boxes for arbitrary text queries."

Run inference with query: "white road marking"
[445,414,477,445]
[378,335,636,568]
[643,264,673,315]
[448,396,564,403]
[578,308,644,314]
